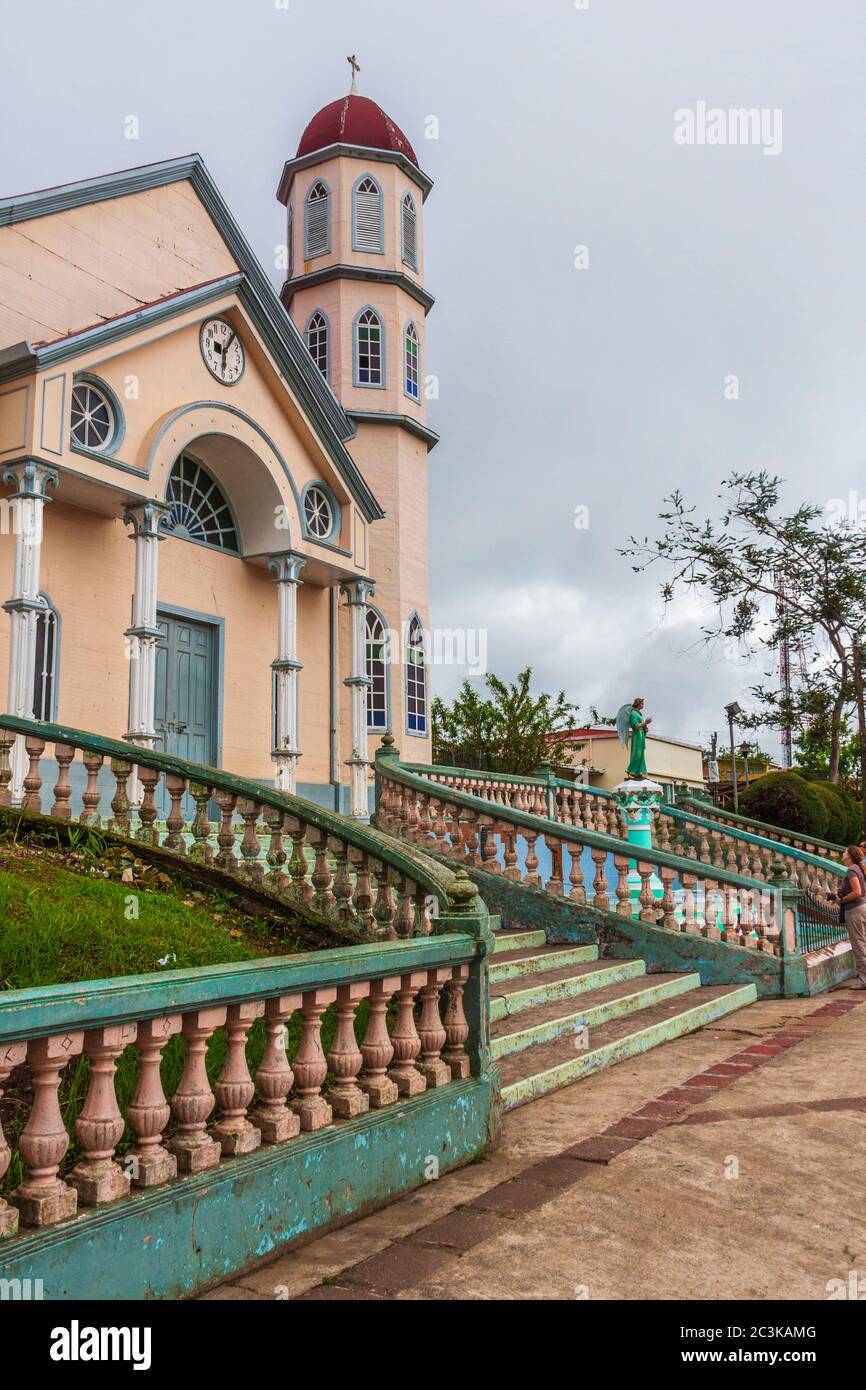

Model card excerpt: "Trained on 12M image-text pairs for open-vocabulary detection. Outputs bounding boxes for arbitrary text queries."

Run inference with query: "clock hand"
[222,331,237,378]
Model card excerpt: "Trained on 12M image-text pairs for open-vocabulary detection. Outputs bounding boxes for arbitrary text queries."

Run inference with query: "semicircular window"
[164,454,239,553]
[303,484,333,539]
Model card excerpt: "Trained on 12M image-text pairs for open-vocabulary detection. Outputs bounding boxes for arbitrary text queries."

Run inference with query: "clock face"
[200,318,244,384]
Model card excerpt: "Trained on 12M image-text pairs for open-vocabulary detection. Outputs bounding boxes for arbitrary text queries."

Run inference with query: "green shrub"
[739,771,832,841]
[792,772,862,843]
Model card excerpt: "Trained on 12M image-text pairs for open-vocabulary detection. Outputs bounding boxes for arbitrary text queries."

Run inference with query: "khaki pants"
[845,902,866,985]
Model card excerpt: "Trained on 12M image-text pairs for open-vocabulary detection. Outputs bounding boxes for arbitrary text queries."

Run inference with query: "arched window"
[304,180,330,258]
[354,308,384,387]
[305,310,329,379]
[404,322,420,400]
[366,608,389,731]
[287,202,294,278]
[32,596,59,721]
[303,484,334,540]
[163,453,240,553]
[401,191,418,269]
[70,379,119,453]
[405,615,427,735]
[353,175,383,252]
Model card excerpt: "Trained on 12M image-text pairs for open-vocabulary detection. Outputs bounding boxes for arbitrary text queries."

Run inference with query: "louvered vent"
[401,194,418,269]
[354,179,383,252]
[305,184,329,258]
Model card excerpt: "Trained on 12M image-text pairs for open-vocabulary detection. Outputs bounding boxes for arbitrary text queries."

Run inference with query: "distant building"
[549,727,705,799]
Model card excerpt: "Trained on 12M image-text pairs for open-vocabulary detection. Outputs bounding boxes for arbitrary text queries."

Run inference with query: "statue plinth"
[613,779,664,902]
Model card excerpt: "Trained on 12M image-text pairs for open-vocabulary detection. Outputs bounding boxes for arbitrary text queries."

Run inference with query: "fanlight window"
[404,322,420,400]
[366,609,388,731]
[70,381,115,451]
[353,176,383,252]
[303,485,333,539]
[32,597,59,721]
[164,454,239,553]
[356,308,383,386]
[306,311,329,379]
[406,615,427,735]
[401,192,418,269]
[304,181,330,257]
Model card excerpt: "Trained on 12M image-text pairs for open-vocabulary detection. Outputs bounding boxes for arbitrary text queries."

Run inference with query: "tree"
[432,667,580,774]
[621,471,866,830]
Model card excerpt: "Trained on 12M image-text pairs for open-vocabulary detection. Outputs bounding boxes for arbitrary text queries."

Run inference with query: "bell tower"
[278,76,437,768]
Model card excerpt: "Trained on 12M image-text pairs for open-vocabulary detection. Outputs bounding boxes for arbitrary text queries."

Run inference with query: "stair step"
[490,972,701,1060]
[490,957,646,1022]
[498,983,758,1110]
[489,943,598,985]
[492,928,547,954]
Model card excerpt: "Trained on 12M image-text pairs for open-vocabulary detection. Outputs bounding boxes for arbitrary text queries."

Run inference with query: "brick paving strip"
[293,993,866,1300]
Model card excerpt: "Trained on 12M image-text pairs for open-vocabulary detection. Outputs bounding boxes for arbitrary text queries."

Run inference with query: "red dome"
[297,94,418,166]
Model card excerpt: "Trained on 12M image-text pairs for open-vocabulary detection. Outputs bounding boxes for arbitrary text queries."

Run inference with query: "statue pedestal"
[613,779,664,904]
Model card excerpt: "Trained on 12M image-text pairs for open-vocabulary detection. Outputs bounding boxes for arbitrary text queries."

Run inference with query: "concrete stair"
[490,929,757,1111]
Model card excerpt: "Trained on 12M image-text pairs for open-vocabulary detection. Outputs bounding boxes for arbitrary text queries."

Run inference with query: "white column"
[269,553,307,794]
[123,501,170,748]
[340,579,375,819]
[2,462,58,800]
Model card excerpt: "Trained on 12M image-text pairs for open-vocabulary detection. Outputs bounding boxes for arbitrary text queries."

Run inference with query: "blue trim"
[283,264,434,316]
[403,320,421,402]
[155,603,225,771]
[303,307,331,384]
[300,478,342,544]
[351,173,384,255]
[352,304,386,390]
[365,601,392,735]
[303,177,331,259]
[277,143,434,204]
[69,371,126,458]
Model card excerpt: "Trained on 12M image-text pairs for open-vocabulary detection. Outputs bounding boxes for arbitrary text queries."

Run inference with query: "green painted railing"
[0,715,480,938]
[679,795,847,858]
[0,925,498,1298]
[376,750,791,955]
[658,803,845,895]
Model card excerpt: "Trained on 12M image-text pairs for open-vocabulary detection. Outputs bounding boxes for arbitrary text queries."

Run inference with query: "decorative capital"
[268,552,307,585]
[340,578,376,606]
[2,461,59,500]
[123,499,171,539]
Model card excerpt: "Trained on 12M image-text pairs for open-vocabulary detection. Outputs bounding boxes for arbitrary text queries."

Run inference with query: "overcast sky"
[3,0,865,756]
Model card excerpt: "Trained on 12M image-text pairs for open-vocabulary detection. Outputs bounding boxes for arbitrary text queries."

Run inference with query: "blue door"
[154,613,217,769]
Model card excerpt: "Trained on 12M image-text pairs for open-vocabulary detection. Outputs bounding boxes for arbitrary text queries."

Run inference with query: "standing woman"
[837,846,866,988]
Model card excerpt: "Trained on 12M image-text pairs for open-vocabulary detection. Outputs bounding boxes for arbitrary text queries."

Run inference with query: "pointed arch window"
[353,175,383,252]
[405,615,427,735]
[355,308,384,387]
[366,608,389,731]
[401,191,418,269]
[304,180,330,258]
[32,596,59,721]
[164,453,240,553]
[404,322,420,401]
[305,310,329,380]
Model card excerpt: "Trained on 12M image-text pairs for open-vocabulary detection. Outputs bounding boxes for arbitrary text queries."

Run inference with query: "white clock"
[200,317,245,384]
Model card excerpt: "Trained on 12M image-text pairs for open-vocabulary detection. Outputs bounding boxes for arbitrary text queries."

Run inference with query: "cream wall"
[565,734,705,792]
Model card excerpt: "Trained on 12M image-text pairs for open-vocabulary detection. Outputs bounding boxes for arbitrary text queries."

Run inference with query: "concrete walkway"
[203,987,866,1301]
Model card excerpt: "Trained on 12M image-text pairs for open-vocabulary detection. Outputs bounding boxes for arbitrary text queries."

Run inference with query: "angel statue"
[616,697,653,780]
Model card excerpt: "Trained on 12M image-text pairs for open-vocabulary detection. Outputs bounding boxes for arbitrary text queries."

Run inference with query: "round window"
[70,382,115,451]
[304,485,333,539]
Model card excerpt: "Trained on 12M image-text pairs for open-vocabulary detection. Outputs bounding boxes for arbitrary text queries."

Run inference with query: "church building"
[0,85,435,816]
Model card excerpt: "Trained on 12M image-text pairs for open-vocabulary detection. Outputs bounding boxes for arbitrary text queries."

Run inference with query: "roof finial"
[347,53,360,95]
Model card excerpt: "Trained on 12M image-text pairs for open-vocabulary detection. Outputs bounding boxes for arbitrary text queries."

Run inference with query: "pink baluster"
[290,988,336,1132]
[358,976,400,1108]
[126,1015,182,1187]
[212,1002,264,1154]
[326,983,370,1118]
[69,1023,138,1205]
[442,964,471,1080]
[163,773,187,853]
[22,736,45,813]
[136,766,161,846]
[80,751,104,824]
[50,744,75,820]
[11,1031,84,1227]
[417,967,452,1089]
[0,1042,27,1236]
[168,1007,226,1172]
[388,972,428,1096]
[252,995,302,1143]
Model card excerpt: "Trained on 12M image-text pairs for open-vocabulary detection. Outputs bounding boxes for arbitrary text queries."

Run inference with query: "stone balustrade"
[678,796,845,861]
[0,715,473,942]
[376,757,786,955]
[656,806,844,898]
[0,932,485,1251]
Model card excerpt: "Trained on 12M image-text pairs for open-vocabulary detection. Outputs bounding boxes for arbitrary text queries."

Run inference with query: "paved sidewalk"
[203,988,866,1301]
